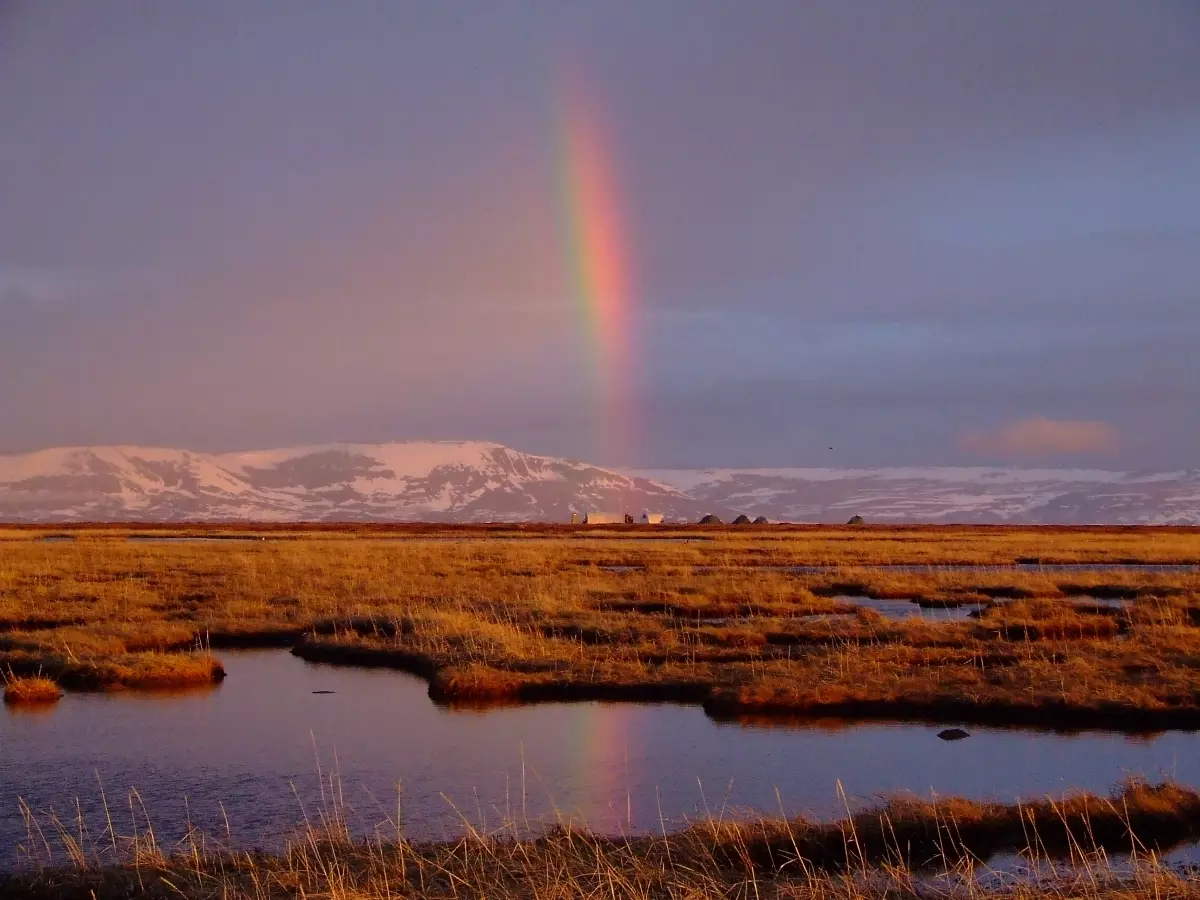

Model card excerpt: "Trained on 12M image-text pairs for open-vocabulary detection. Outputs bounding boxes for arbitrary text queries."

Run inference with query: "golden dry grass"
[2,672,62,704]
[7,781,1200,899]
[0,525,1198,723]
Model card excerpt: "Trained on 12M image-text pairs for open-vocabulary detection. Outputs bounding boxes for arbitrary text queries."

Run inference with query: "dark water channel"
[691,564,1200,574]
[838,596,985,620]
[3,651,1199,867]
[127,535,273,542]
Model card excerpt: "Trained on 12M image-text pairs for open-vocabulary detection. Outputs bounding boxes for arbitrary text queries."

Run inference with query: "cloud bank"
[1,3,1198,467]
[959,417,1120,459]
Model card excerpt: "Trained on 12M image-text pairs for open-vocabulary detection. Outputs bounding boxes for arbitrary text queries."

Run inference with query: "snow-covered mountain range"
[0,442,1197,523]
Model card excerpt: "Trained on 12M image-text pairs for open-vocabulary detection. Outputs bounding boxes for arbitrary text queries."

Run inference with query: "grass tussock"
[1,525,1199,724]
[0,646,224,692]
[3,671,62,704]
[6,781,1200,899]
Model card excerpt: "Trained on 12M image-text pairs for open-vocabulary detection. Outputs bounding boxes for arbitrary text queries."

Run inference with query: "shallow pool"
[3,650,1196,865]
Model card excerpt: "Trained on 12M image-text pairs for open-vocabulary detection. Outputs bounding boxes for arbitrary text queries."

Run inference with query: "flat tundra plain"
[2,523,1199,729]
[7,523,1200,899]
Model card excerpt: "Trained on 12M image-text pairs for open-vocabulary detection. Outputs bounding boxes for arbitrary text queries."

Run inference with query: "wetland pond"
[3,650,1199,866]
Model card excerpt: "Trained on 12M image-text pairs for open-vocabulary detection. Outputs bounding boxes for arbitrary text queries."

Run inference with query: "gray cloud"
[1,2,1198,466]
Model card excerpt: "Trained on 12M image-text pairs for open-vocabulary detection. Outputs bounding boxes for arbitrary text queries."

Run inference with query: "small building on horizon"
[582,511,624,524]
[641,511,665,524]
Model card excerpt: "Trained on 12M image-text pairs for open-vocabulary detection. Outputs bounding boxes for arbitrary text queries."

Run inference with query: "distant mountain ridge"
[0,442,694,523]
[0,442,1197,523]
[635,466,1200,525]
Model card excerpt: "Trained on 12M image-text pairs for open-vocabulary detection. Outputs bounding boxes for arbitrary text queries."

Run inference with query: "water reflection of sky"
[2,651,1197,865]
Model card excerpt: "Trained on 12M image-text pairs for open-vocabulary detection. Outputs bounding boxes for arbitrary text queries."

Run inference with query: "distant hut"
[641,511,665,524]
[847,515,866,526]
[583,511,623,524]
[732,514,752,525]
[570,512,580,525]
[753,516,770,525]
[624,513,634,524]
[698,514,723,525]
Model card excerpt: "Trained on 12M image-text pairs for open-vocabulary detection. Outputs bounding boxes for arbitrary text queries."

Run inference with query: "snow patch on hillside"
[1,443,1197,523]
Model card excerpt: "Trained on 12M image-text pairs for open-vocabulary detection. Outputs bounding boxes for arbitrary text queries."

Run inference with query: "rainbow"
[563,704,637,831]
[556,72,637,467]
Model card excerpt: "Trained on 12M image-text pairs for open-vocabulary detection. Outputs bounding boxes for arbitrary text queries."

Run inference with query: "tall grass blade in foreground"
[7,780,1200,899]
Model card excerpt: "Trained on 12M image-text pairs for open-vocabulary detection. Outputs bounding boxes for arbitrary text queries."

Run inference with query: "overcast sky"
[2,2,1198,468]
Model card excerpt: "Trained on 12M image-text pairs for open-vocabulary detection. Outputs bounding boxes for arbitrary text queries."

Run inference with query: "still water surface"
[3,651,1197,864]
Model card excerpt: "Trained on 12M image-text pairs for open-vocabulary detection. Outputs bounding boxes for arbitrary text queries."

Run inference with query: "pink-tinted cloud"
[959,417,1120,458]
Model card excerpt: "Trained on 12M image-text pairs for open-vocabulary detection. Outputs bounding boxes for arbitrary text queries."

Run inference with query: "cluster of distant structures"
[696,514,770,525]
[570,510,771,525]
[570,511,666,525]
[570,511,867,526]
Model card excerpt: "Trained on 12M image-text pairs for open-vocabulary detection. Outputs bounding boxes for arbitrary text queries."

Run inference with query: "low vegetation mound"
[3,672,62,704]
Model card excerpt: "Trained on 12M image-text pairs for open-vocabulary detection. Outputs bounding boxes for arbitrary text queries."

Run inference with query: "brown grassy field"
[5,520,1200,564]
[2,525,1199,727]
[8,780,1200,899]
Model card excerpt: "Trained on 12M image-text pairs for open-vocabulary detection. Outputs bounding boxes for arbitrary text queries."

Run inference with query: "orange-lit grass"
[1,646,224,692]
[6,780,1200,899]
[3,672,62,704]
[1,528,1199,720]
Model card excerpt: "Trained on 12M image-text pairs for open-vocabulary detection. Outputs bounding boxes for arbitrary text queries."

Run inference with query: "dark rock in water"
[312,690,336,695]
[847,515,866,526]
[698,514,723,525]
[937,728,970,741]
[732,514,752,525]
[753,516,770,525]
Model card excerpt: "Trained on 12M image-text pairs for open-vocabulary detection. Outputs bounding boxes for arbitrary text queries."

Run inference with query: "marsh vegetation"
[9,779,1200,900]
[5,525,1200,896]
[2,525,1199,727]
[2,671,62,704]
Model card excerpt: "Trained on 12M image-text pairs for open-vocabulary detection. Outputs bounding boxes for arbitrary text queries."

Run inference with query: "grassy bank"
[1,526,1199,723]
[7,781,1200,899]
